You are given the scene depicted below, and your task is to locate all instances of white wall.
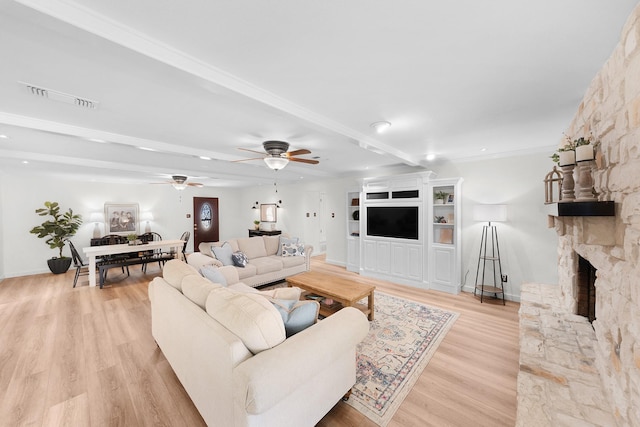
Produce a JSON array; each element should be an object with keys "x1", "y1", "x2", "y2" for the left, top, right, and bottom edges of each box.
[
  {"x1": 1, "y1": 153, "x2": 559, "y2": 299},
  {"x1": 1, "y1": 173, "x2": 242, "y2": 277},
  {"x1": 435, "y1": 151, "x2": 559, "y2": 300}
]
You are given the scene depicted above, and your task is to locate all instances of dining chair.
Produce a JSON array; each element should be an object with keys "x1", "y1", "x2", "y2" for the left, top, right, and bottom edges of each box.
[
  {"x1": 98, "y1": 234, "x2": 130, "y2": 278},
  {"x1": 140, "y1": 231, "x2": 171, "y2": 273},
  {"x1": 179, "y1": 231, "x2": 190, "y2": 261},
  {"x1": 66, "y1": 239, "x2": 92, "y2": 287}
]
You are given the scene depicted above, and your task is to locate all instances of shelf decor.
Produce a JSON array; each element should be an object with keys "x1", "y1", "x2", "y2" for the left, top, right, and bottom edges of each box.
[{"x1": 551, "y1": 135, "x2": 599, "y2": 203}]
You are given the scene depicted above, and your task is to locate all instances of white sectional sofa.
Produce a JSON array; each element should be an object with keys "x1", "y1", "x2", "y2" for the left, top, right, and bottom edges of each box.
[
  {"x1": 149, "y1": 259, "x2": 369, "y2": 427},
  {"x1": 189, "y1": 234, "x2": 313, "y2": 287}
]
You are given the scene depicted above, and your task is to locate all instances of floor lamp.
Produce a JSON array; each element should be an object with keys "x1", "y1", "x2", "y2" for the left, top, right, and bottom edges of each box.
[{"x1": 473, "y1": 204, "x2": 507, "y2": 304}]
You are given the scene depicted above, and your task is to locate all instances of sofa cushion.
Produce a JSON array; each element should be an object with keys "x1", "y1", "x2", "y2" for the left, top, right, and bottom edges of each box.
[
  {"x1": 276, "y1": 236, "x2": 299, "y2": 256},
  {"x1": 237, "y1": 237, "x2": 268, "y2": 259},
  {"x1": 200, "y1": 265, "x2": 228, "y2": 286},
  {"x1": 232, "y1": 251, "x2": 249, "y2": 267},
  {"x1": 212, "y1": 242, "x2": 234, "y2": 266},
  {"x1": 281, "y1": 242, "x2": 305, "y2": 257},
  {"x1": 236, "y1": 263, "x2": 257, "y2": 280},
  {"x1": 162, "y1": 259, "x2": 201, "y2": 291},
  {"x1": 276, "y1": 254, "x2": 306, "y2": 268},
  {"x1": 205, "y1": 288, "x2": 286, "y2": 354},
  {"x1": 270, "y1": 299, "x2": 319, "y2": 337},
  {"x1": 262, "y1": 235, "x2": 280, "y2": 256},
  {"x1": 182, "y1": 275, "x2": 221, "y2": 309},
  {"x1": 249, "y1": 257, "x2": 283, "y2": 275}
]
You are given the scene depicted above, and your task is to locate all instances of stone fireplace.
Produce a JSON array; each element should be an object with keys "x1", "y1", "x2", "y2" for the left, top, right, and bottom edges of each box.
[{"x1": 517, "y1": 4, "x2": 640, "y2": 426}]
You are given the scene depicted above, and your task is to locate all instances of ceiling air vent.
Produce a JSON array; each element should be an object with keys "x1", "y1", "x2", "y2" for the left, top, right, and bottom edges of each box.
[{"x1": 19, "y1": 81, "x2": 99, "y2": 110}]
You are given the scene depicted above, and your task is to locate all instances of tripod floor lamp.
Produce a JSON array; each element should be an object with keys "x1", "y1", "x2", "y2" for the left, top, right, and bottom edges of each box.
[{"x1": 473, "y1": 204, "x2": 507, "y2": 304}]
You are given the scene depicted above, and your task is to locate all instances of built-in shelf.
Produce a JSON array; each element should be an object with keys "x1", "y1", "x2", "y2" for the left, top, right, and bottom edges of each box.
[{"x1": 544, "y1": 201, "x2": 614, "y2": 217}]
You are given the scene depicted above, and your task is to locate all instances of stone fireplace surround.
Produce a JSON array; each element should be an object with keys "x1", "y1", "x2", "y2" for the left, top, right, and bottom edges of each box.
[{"x1": 516, "y1": 5, "x2": 640, "y2": 426}]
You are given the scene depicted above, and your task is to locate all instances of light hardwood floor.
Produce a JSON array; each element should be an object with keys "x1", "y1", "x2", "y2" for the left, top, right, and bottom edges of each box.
[{"x1": 0, "y1": 257, "x2": 519, "y2": 427}]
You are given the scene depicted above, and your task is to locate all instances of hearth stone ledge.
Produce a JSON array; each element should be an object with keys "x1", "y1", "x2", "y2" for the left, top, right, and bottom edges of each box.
[{"x1": 516, "y1": 283, "x2": 616, "y2": 427}]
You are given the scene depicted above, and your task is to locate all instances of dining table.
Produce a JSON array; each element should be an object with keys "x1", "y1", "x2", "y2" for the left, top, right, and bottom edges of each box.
[{"x1": 82, "y1": 239, "x2": 185, "y2": 287}]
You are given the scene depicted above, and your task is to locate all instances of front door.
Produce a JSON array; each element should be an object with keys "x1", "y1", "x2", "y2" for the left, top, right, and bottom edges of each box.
[{"x1": 193, "y1": 197, "x2": 219, "y2": 251}]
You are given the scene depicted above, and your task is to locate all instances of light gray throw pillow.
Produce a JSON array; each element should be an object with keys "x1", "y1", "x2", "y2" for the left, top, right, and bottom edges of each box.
[
  {"x1": 270, "y1": 299, "x2": 319, "y2": 337},
  {"x1": 200, "y1": 265, "x2": 228, "y2": 286},
  {"x1": 212, "y1": 241, "x2": 234, "y2": 266}
]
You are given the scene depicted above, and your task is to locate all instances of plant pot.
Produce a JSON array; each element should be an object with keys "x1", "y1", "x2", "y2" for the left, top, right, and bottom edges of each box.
[
  {"x1": 47, "y1": 257, "x2": 72, "y2": 274},
  {"x1": 435, "y1": 199, "x2": 445, "y2": 204}
]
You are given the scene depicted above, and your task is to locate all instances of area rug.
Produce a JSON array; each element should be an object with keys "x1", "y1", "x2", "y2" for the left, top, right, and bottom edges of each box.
[{"x1": 347, "y1": 292, "x2": 459, "y2": 426}]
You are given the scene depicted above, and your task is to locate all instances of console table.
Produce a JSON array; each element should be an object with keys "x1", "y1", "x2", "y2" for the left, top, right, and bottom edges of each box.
[{"x1": 248, "y1": 229, "x2": 281, "y2": 237}]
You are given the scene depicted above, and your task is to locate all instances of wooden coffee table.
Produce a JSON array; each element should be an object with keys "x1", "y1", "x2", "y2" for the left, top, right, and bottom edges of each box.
[{"x1": 286, "y1": 271, "x2": 376, "y2": 320}]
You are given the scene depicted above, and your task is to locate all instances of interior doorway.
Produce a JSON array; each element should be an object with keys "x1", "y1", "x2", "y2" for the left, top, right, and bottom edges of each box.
[{"x1": 193, "y1": 197, "x2": 219, "y2": 250}]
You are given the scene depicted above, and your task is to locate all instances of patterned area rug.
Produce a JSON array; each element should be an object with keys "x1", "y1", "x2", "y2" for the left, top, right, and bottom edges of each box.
[{"x1": 347, "y1": 292, "x2": 459, "y2": 426}]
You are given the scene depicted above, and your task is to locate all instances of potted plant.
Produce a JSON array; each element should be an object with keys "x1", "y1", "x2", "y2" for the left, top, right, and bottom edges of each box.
[
  {"x1": 551, "y1": 134, "x2": 598, "y2": 165},
  {"x1": 253, "y1": 220, "x2": 260, "y2": 230},
  {"x1": 29, "y1": 201, "x2": 83, "y2": 274},
  {"x1": 434, "y1": 191, "x2": 448, "y2": 204},
  {"x1": 127, "y1": 233, "x2": 139, "y2": 245}
]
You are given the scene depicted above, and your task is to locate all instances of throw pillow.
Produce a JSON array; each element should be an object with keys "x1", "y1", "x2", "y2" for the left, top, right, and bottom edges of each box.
[
  {"x1": 269, "y1": 299, "x2": 319, "y2": 337},
  {"x1": 212, "y1": 241, "x2": 234, "y2": 266},
  {"x1": 281, "y1": 242, "x2": 305, "y2": 257},
  {"x1": 276, "y1": 236, "x2": 299, "y2": 256},
  {"x1": 200, "y1": 265, "x2": 228, "y2": 286},
  {"x1": 231, "y1": 251, "x2": 249, "y2": 268}
]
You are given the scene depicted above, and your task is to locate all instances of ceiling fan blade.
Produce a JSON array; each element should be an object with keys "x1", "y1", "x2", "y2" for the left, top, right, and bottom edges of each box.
[
  {"x1": 232, "y1": 157, "x2": 264, "y2": 163},
  {"x1": 187, "y1": 183, "x2": 204, "y2": 187},
  {"x1": 286, "y1": 149, "x2": 311, "y2": 157},
  {"x1": 238, "y1": 147, "x2": 267, "y2": 155},
  {"x1": 289, "y1": 157, "x2": 319, "y2": 164}
]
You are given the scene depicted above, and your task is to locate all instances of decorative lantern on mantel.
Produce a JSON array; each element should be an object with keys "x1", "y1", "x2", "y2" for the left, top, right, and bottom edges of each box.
[{"x1": 544, "y1": 166, "x2": 563, "y2": 204}]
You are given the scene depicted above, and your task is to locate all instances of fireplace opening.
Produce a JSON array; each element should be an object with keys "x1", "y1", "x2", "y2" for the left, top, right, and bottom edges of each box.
[{"x1": 577, "y1": 255, "x2": 596, "y2": 323}]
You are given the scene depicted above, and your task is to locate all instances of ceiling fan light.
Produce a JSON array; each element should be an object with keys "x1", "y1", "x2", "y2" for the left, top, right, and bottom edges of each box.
[
  {"x1": 172, "y1": 182, "x2": 187, "y2": 190},
  {"x1": 264, "y1": 156, "x2": 289, "y2": 170}
]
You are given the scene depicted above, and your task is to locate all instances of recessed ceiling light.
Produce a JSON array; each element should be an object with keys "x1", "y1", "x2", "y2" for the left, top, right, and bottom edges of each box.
[
  {"x1": 480, "y1": 147, "x2": 487, "y2": 152},
  {"x1": 138, "y1": 146, "x2": 156, "y2": 152},
  {"x1": 22, "y1": 160, "x2": 29, "y2": 164},
  {"x1": 426, "y1": 154, "x2": 436, "y2": 161},
  {"x1": 88, "y1": 138, "x2": 106, "y2": 143},
  {"x1": 370, "y1": 121, "x2": 391, "y2": 133},
  {"x1": 199, "y1": 156, "x2": 212, "y2": 160},
  {"x1": 0, "y1": 134, "x2": 8, "y2": 139}
]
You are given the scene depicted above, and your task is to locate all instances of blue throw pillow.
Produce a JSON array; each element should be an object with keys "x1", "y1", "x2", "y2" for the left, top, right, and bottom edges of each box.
[
  {"x1": 277, "y1": 236, "x2": 299, "y2": 256},
  {"x1": 231, "y1": 251, "x2": 248, "y2": 268},
  {"x1": 270, "y1": 299, "x2": 319, "y2": 337},
  {"x1": 212, "y1": 242, "x2": 234, "y2": 266},
  {"x1": 200, "y1": 265, "x2": 227, "y2": 286},
  {"x1": 281, "y1": 242, "x2": 305, "y2": 257}
]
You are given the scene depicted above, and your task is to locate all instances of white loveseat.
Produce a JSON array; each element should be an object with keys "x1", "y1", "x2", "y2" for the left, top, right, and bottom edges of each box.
[
  {"x1": 190, "y1": 234, "x2": 313, "y2": 287},
  {"x1": 148, "y1": 259, "x2": 370, "y2": 427}
]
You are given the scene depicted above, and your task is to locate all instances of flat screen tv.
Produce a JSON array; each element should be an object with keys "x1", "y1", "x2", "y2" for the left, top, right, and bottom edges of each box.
[{"x1": 366, "y1": 206, "x2": 419, "y2": 240}]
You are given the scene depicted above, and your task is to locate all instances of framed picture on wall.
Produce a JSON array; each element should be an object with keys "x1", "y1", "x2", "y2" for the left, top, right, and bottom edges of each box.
[{"x1": 104, "y1": 203, "x2": 139, "y2": 235}]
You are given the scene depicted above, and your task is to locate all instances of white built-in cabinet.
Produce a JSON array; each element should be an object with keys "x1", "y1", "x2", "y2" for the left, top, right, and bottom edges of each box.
[
  {"x1": 346, "y1": 190, "x2": 361, "y2": 272},
  {"x1": 350, "y1": 172, "x2": 462, "y2": 294},
  {"x1": 428, "y1": 178, "x2": 463, "y2": 293}
]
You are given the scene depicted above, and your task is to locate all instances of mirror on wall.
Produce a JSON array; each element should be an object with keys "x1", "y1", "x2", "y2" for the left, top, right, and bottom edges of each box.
[{"x1": 260, "y1": 204, "x2": 277, "y2": 222}]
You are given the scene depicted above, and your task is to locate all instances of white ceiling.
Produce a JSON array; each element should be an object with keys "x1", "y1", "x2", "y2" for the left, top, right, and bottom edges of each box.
[{"x1": 0, "y1": 0, "x2": 637, "y2": 187}]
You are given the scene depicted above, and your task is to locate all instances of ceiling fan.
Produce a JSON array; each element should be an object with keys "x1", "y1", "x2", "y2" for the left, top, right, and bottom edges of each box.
[
  {"x1": 153, "y1": 175, "x2": 203, "y2": 190},
  {"x1": 236, "y1": 141, "x2": 319, "y2": 170}
]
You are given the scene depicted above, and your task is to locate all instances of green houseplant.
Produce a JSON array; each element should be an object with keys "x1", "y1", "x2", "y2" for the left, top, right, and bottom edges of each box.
[
  {"x1": 253, "y1": 220, "x2": 260, "y2": 230},
  {"x1": 434, "y1": 191, "x2": 448, "y2": 204},
  {"x1": 29, "y1": 201, "x2": 83, "y2": 274}
]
